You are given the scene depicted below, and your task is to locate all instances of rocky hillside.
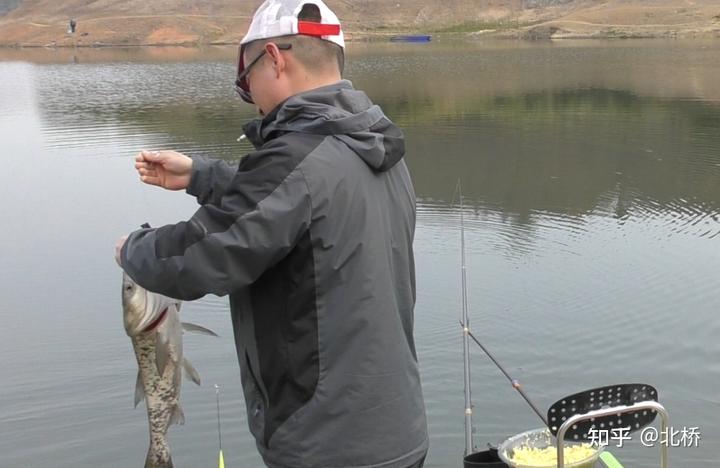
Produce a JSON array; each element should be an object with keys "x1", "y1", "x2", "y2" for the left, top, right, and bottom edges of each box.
[{"x1": 0, "y1": 0, "x2": 718, "y2": 46}]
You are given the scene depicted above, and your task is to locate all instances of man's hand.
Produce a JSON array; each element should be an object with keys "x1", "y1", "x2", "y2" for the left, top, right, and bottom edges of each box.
[
  {"x1": 115, "y1": 235, "x2": 128, "y2": 266},
  {"x1": 135, "y1": 150, "x2": 193, "y2": 190}
]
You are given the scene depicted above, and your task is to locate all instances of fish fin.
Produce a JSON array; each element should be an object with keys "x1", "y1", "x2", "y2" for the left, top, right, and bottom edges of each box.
[
  {"x1": 134, "y1": 370, "x2": 145, "y2": 408},
  {"x1": 155, "y1": 336, "x2": 170, "y2": 375},
  {"x1": 169, "y1": 404, "x2": 185, "y2": 426},
  {"x1": 183, "y1": 358, "x2": 202, "y2": 386},
  {"x1": 181, "y1": 322, "x2": 218, "y2": 337}
]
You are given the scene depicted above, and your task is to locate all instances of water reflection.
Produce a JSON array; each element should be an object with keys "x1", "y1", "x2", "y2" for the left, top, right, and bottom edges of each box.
[
  {"x1": 404, "y1": 88, "x2": 720, "y2": 236},
  {"x1": 25, "y1": 44, "x2": 720, "y2": 246}
]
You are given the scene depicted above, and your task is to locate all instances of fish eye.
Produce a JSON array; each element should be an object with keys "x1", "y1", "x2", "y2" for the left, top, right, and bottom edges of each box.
[{"x1": 124, "y1": 284, "x2": 133, "y2": 291}]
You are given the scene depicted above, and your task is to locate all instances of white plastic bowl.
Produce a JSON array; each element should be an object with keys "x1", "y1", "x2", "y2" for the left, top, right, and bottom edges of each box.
[{"x1": 498, "y1": 427, "x2": 603, "y2": 468}]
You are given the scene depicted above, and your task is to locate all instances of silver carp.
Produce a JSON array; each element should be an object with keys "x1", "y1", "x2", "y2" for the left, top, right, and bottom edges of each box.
[{"x1": 122, "y1": 272, "x2": 216, "y2": 468}]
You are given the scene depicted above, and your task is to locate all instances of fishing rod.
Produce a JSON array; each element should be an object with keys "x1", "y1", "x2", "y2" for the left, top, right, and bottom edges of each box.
[
  {"x1": 455, "y1": 182, "x2": 669, "y2": 468},
  {"x1": 459, "y1": 320, "x2": 548, "y2": 428},
  {"x1": 215, "y1": 384, "x2": 225, "y2": 468},
  {"x1": 458, "y1": 181, "x2": 474, "y2": 456},
  {"x1": 455, "y1": 181, "x2": 547, "y2": 459}
]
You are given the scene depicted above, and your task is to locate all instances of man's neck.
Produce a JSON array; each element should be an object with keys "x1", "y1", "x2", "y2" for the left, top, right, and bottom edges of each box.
[
  {"x1": 259, "y1": 73, "x2": 343, "y2": 117},
  {"x1": 289, "y1": 73, "x2": 342, "y2": 97}
]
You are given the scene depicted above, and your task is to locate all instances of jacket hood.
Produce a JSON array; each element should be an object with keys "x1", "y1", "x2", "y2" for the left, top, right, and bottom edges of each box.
[{"x1": 243, "y1": 80, "x2": 405, "y2": 172}]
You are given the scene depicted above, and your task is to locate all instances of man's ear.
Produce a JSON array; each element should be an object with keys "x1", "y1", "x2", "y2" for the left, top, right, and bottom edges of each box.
[{"x1": 265, "y1": 43, "x2": 287, "y2": 77}]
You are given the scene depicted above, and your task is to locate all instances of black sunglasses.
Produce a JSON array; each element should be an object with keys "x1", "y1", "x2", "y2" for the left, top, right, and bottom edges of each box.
[{"x1": 235, "y1": 43, "x2": 293, "y2": 104}]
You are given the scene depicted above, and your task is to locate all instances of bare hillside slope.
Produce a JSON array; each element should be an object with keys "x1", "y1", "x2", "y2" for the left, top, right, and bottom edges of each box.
[{"x1": 0, "y1": 0, "x2": 718, "y2": 46}]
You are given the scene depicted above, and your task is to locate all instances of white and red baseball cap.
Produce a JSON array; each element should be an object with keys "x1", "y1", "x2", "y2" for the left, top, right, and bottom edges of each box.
[{"x1": 235, "y1": 0, "x2": 345, "y2": 103}]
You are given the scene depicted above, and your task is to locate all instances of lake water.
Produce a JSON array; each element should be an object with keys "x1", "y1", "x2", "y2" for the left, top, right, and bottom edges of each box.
[{"x1": 1, "y1": 39, "x2": 719, "y2": 467}]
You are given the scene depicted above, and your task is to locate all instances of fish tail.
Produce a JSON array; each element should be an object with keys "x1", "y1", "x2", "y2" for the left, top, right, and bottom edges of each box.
[
  {"x1": 144, "y1": 453, "x2": 173, "y2": 468},
  {"x1": 145, "y1": 458, "x2": 173, "y2": 468}
]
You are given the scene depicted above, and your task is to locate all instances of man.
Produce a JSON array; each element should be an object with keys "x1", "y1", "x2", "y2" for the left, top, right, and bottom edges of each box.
[{"x1": 116, "y1": 1, "x2": 428, "y2": 467}]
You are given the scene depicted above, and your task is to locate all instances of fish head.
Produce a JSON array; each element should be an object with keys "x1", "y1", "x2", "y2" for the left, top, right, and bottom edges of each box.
[{"x1": 122, "y1": 272, "x2": 181, "y2": 337}]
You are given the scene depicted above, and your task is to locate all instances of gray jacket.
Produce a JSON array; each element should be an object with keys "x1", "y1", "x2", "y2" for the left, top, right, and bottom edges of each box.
[{"x1": 121, "y1": 80, "x2": 428, "y2": 468}]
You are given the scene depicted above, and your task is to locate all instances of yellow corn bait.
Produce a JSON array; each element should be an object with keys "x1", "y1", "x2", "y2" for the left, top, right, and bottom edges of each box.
[{"x1": 509, "y1": 444, "x2": 596, "y2": 466}]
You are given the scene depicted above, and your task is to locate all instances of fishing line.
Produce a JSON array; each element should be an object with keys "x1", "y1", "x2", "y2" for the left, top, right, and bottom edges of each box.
[{"x1": 136, "y1": 149, "x2": 157, "y2": 226}]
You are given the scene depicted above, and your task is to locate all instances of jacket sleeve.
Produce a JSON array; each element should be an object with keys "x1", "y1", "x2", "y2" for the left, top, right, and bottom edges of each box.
[
  {"x1": 121, "y1": 156, "x2": 311, "y2": 301},
  {"x1": 186, "y1": 155, "x2": 239, "y2": 205}
]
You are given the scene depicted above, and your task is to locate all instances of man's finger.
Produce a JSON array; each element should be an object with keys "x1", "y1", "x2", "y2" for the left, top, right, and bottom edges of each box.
[
  {"x1": 138, "y1": 171, "x2": 160, "y2": 179},
  {"x1": 140, "y1": 175, "x2": 162, "y2": 186},
  {"x1": 138, "y1": 167, "x2": 158, "y2": 177},
  {"x1": 141, "y1": 150, "x2": 162, "y2": 161},
  {"x1": 135, "y1": 161, "x2": 159, "y2": 171},
  {"x1": 135, "y1": 150, "x2": 148, "y2": 162},
  {"x1": 135, "y1": 150, "x2": 159, "y2": 162}
]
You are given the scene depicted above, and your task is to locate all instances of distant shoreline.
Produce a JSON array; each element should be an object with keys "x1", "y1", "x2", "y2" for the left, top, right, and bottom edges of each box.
[
  {"x1": 1, "y1": 29, "x2": 718, "y2": 49},
  {"x1": 1, "y1": 0, "x2": 719, "y2": 48}
]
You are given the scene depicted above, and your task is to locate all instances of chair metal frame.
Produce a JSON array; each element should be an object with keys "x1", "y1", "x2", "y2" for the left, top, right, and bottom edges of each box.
[{"x1": 556, "y1": 401, "x2": 669, "y2": 468}]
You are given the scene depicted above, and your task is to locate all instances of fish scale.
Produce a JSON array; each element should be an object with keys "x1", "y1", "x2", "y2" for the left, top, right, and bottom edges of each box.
[{"x1": 132, "y1": 327, "x2": 180, "y2": 468}]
